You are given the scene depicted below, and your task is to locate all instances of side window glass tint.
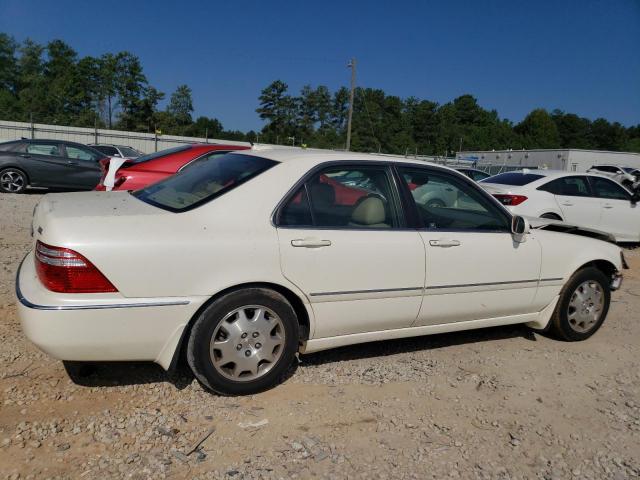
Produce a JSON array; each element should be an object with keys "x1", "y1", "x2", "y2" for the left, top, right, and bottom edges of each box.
[
  {"x1": 279, "y1": 186, "x2": 313, "y2": 227},
  {"x1": 560, "y1": 177, "x2": 590, "y2": 196},
  {"x1": 26, "y1": 143, "x2": 61, "y2": 156},
  {"x1": 66, "y1": 146, "x2": 97, "y2": 161},
  {"x1": 309, "y1": 167, "x2": 398, "y2": 228},
  {"x1": 399, "y1": 168, "x2": 509, "y2": 231},
  {"x1": 592, "y1": 178, "x2": 629, "y2": 200}
]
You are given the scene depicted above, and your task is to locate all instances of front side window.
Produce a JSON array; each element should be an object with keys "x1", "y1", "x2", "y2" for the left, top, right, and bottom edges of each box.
[
  {"x1": 278, "y1": 165, "x2": 401, "y2": 229},
  {"x1": 399, "y1": 167, "x2": 510, "y2": 231},
  {"x1": 26, "y1": 143, "x2": 61, "y2": 157},
  {"x1": 133, "y1": 153, "x2": 277, "y2": 212},
  {"x1": 66, "y1": 146, "x2": 99, "y2": 161},
  {"x1": 539, "y1": 177, "x2": 590, "y2": 196},
  {"x1": 590, "y1": 177, "x2": 630, "y2": 200}
]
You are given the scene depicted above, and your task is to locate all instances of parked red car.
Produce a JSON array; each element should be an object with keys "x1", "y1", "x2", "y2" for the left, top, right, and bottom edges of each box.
[{"x1": 95, "y1": 144, "x2": 249, "y2": 191}]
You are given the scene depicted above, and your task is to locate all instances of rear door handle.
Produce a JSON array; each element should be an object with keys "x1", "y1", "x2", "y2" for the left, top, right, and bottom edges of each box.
[
  {"x1": 561, "y1": 202, "x2": 574, "y2": 206},
  {"x1": 291, "y1": 238, "x2": 332, "y2": 248},
  {"x1": 66, "y1": 160, "x2": 78, "y2": 166},
  {"x1": 429, "y1": 239, "x2": 461, "y2": 247},
  {"x1": 19, "y1": 154, "x2": 31, "y2": 158},
  {"x1": 603, "y1": 204, "x2": 614, "y2": 209}
]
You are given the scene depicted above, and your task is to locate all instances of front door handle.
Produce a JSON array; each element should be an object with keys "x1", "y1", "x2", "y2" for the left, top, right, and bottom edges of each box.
[
  {"x1": 291, "y1": 238, "x2": 332, "y2": 248},
  {"x1": 19, "y1": 154, "x2": 31, "y2": 158},
  {"x1": 561, "y1": 202, "x2": 574, "y2": 206},
  {"x1": 603, "y1": 204, "x2": 614, "y2": 209},
  {"x1": 66, "y1": 160, "x2": 78, "y2": 166},
  {"x1": 429, "y1": 239, "x2": 461, "y2": 247}
]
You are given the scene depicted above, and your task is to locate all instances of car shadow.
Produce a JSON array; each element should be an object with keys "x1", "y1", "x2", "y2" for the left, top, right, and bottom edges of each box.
[
  {"x1": 299, "y1": 323, "x2": 537, "y2": 367},
  {"x1": 63, "y1": 324, "x2": 537, "y2": 392}
]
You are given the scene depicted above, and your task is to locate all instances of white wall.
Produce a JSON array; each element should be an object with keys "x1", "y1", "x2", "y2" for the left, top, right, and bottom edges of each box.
[
  {"x1": 0, "y1": 119, "x2": 251, "y2": 154},
  {"x1": 458, "y1": 149, "x2": 640, "y2": 172}
]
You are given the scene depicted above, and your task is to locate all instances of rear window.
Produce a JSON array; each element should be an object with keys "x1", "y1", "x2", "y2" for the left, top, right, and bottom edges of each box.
[
  {"x1": 133, "y1": 153, "x2": 277, "y2": 212},
  {"x1": 481, "y1": 172, "x2": 544, "y2": 186},
  {"x1": 118, "y1": 146, "x2": 142, "y2": 157},
  {"x1": 129, "y1": 145, "x2": 191, "y2": 164}
]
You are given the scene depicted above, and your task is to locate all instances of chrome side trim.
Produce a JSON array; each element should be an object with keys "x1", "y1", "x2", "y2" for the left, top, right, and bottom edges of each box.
[
  {"x1": 310, "y1": 287, "x2": 423, "y2": 297},
  {"x1": 15, "y1": 255, "x2": 190, "y2": 311}
]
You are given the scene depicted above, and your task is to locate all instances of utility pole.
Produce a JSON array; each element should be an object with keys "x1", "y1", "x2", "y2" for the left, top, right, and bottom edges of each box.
[{"x1": 346, "y1": 58, "x2": 356, "y2": 151}]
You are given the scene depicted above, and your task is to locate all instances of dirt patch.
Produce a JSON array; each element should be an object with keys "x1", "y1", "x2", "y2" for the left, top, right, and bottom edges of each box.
[{"x1": 1, "y1": 193, "x2": 639, "y2": 479}]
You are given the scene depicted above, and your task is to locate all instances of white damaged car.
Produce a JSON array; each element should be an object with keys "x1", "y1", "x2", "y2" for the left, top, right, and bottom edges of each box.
[{"x1": 17, "y1": 148, "x2": 626, "y2": 394}]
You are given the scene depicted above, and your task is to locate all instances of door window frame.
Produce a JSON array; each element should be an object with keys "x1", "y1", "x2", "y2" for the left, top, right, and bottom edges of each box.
[
  {"x1": 393, "y1": 164, "x2": 513, "y2": 233},
  {"x1": 273, "y1": 160, "x2": 410, "y2": 231}
]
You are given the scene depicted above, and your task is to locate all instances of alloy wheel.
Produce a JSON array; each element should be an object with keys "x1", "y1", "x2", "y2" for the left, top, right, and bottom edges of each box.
[{"x1": 0, "y1": 170, "x2": 26, "y2": 192}]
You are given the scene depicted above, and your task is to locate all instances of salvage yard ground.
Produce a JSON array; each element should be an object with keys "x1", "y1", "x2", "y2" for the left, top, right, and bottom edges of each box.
[{"x1": 1, "y1": 193, "x2": 639, "y2": 479}]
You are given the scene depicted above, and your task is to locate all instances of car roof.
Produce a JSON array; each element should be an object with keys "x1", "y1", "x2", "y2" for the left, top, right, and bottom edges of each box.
[
  {"x1": 235, "y1": 146, "x2": 457, "y2": 170},
  {"x1": 485, "y1": 169, "x2": 619, "y2": 184}
]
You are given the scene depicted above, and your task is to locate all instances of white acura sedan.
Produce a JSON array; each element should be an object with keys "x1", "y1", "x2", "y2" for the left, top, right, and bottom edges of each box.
[
  {"x1": 17, "y1": 149, "x2": 626, "y2": 394},
  {"x1": 480, "y1": 170, "x2": 640, "y2": 242}
]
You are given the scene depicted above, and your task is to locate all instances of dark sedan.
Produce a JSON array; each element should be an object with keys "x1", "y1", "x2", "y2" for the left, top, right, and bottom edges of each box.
[{"x1": 0, "y1": 139, "x2": 106, "y2": 193}]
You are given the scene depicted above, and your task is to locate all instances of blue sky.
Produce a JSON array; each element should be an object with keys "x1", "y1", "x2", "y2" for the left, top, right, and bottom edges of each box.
[{"x1": 1, "y1": 0, "x2": 638, "y2": 131}]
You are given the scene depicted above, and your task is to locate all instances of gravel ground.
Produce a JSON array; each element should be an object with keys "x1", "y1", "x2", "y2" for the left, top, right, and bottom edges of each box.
[{"x1": 1, "y1": 193, "x2": 639, "y2": 480}]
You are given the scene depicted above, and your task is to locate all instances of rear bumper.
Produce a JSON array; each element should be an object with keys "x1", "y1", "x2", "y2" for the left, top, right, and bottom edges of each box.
[{"x1": 16, "y1": 252, "x2": 207, "y2": 369}]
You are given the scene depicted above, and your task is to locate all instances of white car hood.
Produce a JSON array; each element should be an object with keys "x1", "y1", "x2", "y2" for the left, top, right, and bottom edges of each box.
[{"x1": 525, "y1": 215, "x2": 617, "y2": 244}]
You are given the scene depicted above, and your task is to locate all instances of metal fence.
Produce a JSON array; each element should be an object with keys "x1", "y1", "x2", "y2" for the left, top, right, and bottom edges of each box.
[{"x1": 0, "y1": 119, "x2": 251, "y2": 154}]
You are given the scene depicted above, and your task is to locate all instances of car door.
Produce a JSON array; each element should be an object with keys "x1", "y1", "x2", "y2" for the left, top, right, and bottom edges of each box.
[
  {"x1": 589, "y1": 176, "x2": 640, "y2": 241},
  {"x1": 396, "y1": 166, "x2": 542, "y2": 326},
  {"x1": 61, "y1": 144, "x2": 103, "y2": 190},
  {"x1": 276, "y1": 163, "x2": 426, "y2": 339},
  {"x1": 540, "y1": 176, "x2": 602, "y2": 229},
  {"x1": 22, "y1": 141, "x2": 74, "y2": 188}
]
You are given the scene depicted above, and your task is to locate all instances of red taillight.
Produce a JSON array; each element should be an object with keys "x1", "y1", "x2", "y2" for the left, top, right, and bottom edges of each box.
[
  {"x1": 34, "y1": 241, "x2": 117, "y2": 293},
  {"x1": 493, "y1": 194, "x2": 528, "y2": 206}
]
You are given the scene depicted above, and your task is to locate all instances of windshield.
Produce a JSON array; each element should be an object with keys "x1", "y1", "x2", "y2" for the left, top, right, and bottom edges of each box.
[
  {"x1": 133, "y1": 153, "x2": 277, "y2": 212},
  {"x1": 118, "y1": 146, "x2": 142, "y2": 157},
  {"x1": 481, "y1": 172, "x2": 544, "y2": 186},
  {"x1": 129, "y1": 145, "x2": 191, "y2": 164}
]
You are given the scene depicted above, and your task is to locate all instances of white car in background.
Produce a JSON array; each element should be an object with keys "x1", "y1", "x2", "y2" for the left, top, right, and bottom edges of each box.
[
  {"x1": 587, "y1": 165, "x2": 636, "y2": 188},
  {"x1": 17, "y1": 149, "x2": 625, "y2": 395},
  {"x1": 480, "y1": 170, "x2": 640, "y2": 242}
]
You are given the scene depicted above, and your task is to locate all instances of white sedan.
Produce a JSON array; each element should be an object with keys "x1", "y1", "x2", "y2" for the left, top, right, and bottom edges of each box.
[
  {"x1": 17, "y1": 149, "x2": 625, "y2": 394},
  {"x1": 480, "y1": 170, "x2": 640, "y2": 242}
]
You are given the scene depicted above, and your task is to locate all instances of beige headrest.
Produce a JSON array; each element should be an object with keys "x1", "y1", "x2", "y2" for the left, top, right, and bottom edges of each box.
[{"x1": 351, "y1": 196, "x2": 386, "y2": 225}]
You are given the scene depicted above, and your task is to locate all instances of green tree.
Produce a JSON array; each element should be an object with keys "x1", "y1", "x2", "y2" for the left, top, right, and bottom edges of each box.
[
  {"x1": 514, "y1": 109, "x2": 561, "y2": 148},
  {"x1": 167, "y1": 84, "x2": 194, "y2": 126}
]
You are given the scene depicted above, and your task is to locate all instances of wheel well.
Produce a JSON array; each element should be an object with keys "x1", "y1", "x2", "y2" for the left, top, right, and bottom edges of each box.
[
  {"x1": 540, "y1": 212, "x2": 562, "y2": 220},
  {"x1": 169, "y1": 282, "x2": 311, "y2": 371},
  {"x1": 577, "y1": 260, "x2": 617, "y2": 278}
]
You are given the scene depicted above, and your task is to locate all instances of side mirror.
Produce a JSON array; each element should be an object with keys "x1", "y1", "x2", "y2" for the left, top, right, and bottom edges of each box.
[{"x1": 511, "y1": 215, "x2": 530, "y2": 241}]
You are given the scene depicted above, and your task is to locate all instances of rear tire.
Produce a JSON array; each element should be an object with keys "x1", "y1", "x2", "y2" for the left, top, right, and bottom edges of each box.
[
  {"x1": 548, "y1": 267, "x2": 610, "y2": 341},
  {"x1": 187, "y1": 288, "x2": 299, "y2": 395},
  {"x1": 0, "y1": 168, "x2": 27, "y2": 193}
]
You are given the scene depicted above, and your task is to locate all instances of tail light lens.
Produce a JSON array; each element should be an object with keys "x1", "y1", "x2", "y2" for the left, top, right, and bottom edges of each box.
[
  {"x1": 493, "y1": 194, "x2": 528, "y2": 206},
  {"x1": 35, "y1": 241, "x2": 117, "y2": 293}
]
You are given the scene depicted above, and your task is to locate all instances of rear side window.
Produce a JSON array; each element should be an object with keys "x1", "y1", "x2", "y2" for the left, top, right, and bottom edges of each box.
[
  {"x1": 129, "y1": 145, "x2": 191, "y2": 164},
  {"x1": 133, "y1": 153, "x2": 277, "y2": 212},
  {"x1": 481, "y1": 172, "x2": 544, "y2": 186},
  {"x1": 94, "y1": 145, "x2": 118, "y2": 156},
  {"x1": 277, "y1": 165, "x2": 401, "y2": 229},
  {"x1": 538, "y1": 177, "x2": 590, "y2": 196},
  {"x1": 26, "y1": 143, "x2": 61, "y2": 156}
]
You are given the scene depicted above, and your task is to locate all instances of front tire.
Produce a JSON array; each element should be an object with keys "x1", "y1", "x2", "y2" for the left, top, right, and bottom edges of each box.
[
  {"x1": 548, "y1": 267, "x2": 610, "y2": 341},
  {"x1": 0, "y1": 168, "x2": 27, "y2": 193},
  {"x1": 187, "y1": 288, "x2": 299, "y2": 395}
]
